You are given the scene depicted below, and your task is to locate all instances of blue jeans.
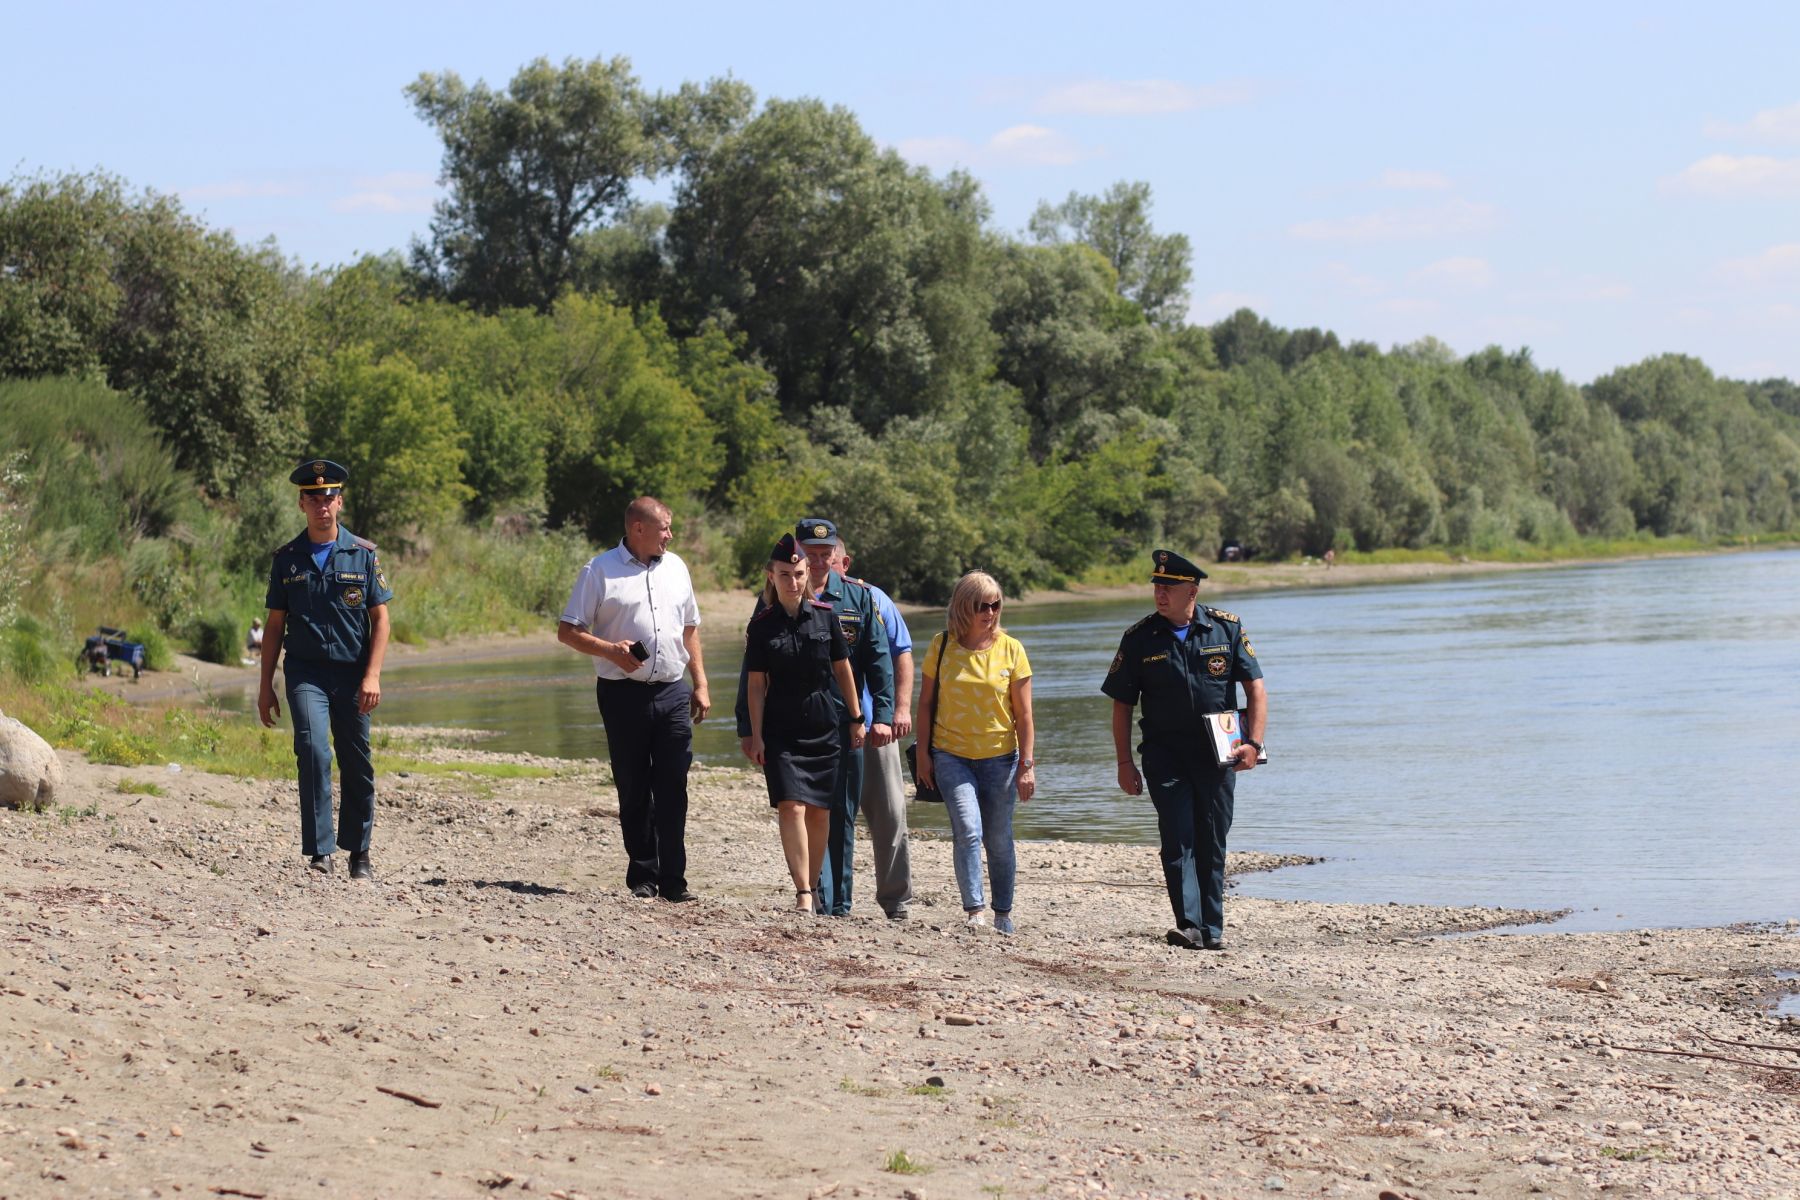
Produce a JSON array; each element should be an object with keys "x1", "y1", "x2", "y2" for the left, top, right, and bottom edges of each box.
[
  {"x1": 931, "y1": 749, "x2": 1017, "y2": 913},
  {"x1": 285, "y1": 659, "x2": 374, "y2": 857}
]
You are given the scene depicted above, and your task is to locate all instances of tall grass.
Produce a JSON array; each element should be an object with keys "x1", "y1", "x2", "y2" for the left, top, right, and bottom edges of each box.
[
  {"x1": 387, "y1": 523, "x2": 594, "y2": 643},
  {"x1": 0, "y1": 679, "x2": 290, "y2": 778}
]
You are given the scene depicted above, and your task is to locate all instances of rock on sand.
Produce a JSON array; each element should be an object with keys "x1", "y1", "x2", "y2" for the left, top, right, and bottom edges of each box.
[{"x1": 0, "y1": 711, "x2": 61, "y2": 810}]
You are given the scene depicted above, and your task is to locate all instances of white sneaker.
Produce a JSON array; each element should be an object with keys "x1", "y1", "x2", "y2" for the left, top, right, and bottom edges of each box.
[{"x1": 965, "y1": 910, "x2": 989, "y2": 929}]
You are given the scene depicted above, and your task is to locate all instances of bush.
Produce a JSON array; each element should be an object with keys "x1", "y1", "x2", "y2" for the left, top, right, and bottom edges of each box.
[
  {"x1": 128, "y1": 627, "x2": 174, "y2": 672},
  {"x1": 2, "y1": 616, "x2": 64, "y2": 683},
  {"x1": 192, "y1": 610, "x2": 246, "y2": 665}
]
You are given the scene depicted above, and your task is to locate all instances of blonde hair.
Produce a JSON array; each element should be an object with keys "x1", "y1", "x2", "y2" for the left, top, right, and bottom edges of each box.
[{"x1": 946, "y1": 571, "x2": 1004, "y2": 642}]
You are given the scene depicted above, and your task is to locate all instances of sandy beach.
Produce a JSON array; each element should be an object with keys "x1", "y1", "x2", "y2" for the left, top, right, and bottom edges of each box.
[{"x1": 3, "y1": 741, "x2": 1797, "y2": 1199}]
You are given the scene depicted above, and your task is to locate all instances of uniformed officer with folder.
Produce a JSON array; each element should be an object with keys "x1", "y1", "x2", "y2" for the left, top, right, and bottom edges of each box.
[{"x1": 1102, "y1": 550, "x2": 1266, "y2": 950}]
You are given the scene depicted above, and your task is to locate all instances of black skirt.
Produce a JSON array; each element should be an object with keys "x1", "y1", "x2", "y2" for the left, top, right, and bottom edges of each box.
[{"x1": 764, "y1": 719, "x2": 845, "y2": 809}]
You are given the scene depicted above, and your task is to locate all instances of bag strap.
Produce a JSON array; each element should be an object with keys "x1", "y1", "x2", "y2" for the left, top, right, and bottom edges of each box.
[{"x1": 924, "y1": 631, "x2": 948, "y2": 742}]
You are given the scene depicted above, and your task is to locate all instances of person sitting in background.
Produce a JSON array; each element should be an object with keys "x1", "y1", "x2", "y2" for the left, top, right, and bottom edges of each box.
[
  {"x1": 914, "y1": 571, "x2": 1035, "y2": 935},
  {"x1": 740, "y1": 534, "x2": 866, "y2": 911}
]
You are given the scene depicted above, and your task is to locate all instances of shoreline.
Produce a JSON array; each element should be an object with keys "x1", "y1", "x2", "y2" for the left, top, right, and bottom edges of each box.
[
  {"x1": 86, "y1": 542, "x2": 1793, "y2": 703},
  {"x1": 3, "y1": 751, "x2": 1797, "y2": 1197}
]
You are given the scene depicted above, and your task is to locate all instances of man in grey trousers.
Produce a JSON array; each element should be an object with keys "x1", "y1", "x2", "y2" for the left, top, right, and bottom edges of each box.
[{"x1": 838, "y1": 541, "x2": 914, "y2": 920}]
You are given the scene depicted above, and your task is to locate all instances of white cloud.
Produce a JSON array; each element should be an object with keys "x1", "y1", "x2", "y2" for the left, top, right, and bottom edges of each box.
[
  {"x1": 1666, "y1": 154, "x2": 1800, "y2": 198},
  {"x1": 180, "y1": 180, "x2": 300, "y2": 201},
  {"x1": 1288, "y1": 199, "x2": 1499, "y2": 242},
  {"x1": 1412, "y1": 256, "x2": 1493, "y2": 289},
  {"x1": 987, "y1": 124, "x2": 1085, "y2": 165},
  {"x1": 354, "y1": 171, "x2": 435, "y2": 192},
  {"x1": 1035, "y1": 78, "x2": 1251, "y2": 116},
  {"x1": 331, "y1": 172, "x2": 438, "y2": 214},
  {"x1": 1719, "y1": 242, "x2": 1800, "y2": 283},
  {"x1": 896, "y1": 125, "x2": 1095, "y2": 169},
  {"x1": 1704, "y1": 101, "x2": 1800, "y2": 144},
  {"x1": 1190, "y1": 290, "x2": 1265, "y2": 321},
  {"x1": 1377, "y1": 297, "x2": 1439, "y2": 317},
  {"x1": 1377, "y1": 168, "x2": 1452, "y2": 191},
  {"x1": 1321, "y1": 261, "x2": 1386, "y2": 297},
  {"x1": 1472, "y1": 313, "x2": 1557, "y2": 342}
]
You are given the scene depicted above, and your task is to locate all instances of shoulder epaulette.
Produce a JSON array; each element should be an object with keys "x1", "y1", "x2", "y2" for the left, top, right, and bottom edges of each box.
[
  {"x1": 809, "y1": 598, "x2": 834, "y2": 610},
  {"x1": 351, "y1": 534, "x2": 378, "y2": 552},
  {"x1": 1124, "y1": 614, "x2": 1156, "y2": 636},
  {"x1": 846, "y1": 575, "x2": 868, "y2": 587},
  {"x1": 1204, "y1": 606, "x2": 1239, "y2": 624},
  {"x1": 749, "y1": 601, "x2": 779, "y2": 622}
]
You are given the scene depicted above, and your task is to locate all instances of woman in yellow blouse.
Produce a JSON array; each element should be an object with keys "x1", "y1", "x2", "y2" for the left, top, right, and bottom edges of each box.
[{"x1": 915, "y1": 571, "x2": 1035, "y2": 933}]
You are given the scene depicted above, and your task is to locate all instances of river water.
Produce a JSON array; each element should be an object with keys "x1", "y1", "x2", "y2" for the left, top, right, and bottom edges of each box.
[{"x1": 232, "y1": 551, "x2": 1800, "y2": 931}]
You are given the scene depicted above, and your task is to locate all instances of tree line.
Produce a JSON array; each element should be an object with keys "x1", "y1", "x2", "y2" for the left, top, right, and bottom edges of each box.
[{"x1": 3, "y1": 53, "x2": 1798, "y2": 634}]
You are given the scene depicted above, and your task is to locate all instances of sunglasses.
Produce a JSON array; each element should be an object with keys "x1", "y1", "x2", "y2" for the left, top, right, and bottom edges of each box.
[{"x1": 975, "y1": 600, "x2": 1003, "y2": 613}]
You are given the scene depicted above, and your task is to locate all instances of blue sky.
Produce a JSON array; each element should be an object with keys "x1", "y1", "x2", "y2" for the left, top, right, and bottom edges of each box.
[{"x1": 8, "y1": 1, "x2": 1799, "y2": 382}]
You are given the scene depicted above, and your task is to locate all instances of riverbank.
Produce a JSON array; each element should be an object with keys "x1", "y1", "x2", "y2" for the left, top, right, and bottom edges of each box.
[
  {"x1": 3, "y1": 748, "x2": 1797, "y2": 1198},
  {"x1": 86, "y1": 543, "x2": 1792, "y2": 705}
]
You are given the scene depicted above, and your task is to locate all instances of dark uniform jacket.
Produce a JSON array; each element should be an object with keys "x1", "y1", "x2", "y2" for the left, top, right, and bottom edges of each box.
[
  {"x1": 1101, "y1": 607, "x2": 1261, "y2": 754},
  {"x1": 736, "y1": 571, "x2": 893, "y2": 736},
  {"x1": 264, "y1": 526, "x2": 392, "y2": 665},
  {"x1": 741, "y1": 599, "x2": 851, "y2": 737}
]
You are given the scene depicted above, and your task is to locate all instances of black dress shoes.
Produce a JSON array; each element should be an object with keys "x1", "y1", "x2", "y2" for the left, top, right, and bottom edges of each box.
[
  {"x1": 348, "y1": 852, "x2": 374, "y2": 881},
  {"x1": 630, "y1": 883, "x2": 657, "y2": 899},
  {"x1": 662, "y1": 890, "x2": 699, "y2": 903},
  {"x1": 1201, "y1": 932, "x2": 1225, "y2": 951},
  {"x1": 1165, "y1": 927, "x2": 1202, "y2": 949},
  {"x1": 309, "y1": 854, "x2": 333, "y2": 874}
]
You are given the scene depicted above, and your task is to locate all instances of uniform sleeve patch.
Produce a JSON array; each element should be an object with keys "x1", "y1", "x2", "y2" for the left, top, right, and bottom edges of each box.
[
  {"x1": 1244, "y1": 640, "x2": 1256, "y2": 658},
  {"x1": 1107, "y1": 649, "x2": 1124, "y2": 675},
  {"x1": 1205, "y1": 607, "x2": 1239, "y2": 623}
]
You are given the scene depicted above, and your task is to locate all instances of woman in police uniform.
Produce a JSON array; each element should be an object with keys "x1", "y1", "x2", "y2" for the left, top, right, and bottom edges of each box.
[
  {"x1": 740, "y1": 534, "x2": 866, "y2": 911},
  {"x1": 256, "y1": 459, "x2": 392, "y2": 881}
]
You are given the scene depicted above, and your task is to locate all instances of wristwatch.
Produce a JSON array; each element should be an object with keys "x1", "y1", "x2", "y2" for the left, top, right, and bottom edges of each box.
[
  {"x1": 1244, "y1": 739, "x2": 1263, "y2": 752},
  {"x1": 1018, "y1": 759, "x2": 1035, "y2": 771}
]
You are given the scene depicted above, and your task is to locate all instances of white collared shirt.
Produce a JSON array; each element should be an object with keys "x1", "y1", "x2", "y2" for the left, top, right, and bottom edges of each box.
[{"x1": 560, "y1": 542, "x2": 701, "y2": 682}]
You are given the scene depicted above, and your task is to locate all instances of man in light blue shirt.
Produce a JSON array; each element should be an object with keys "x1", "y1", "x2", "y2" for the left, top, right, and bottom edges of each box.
[{"x1": 839, "y1": 541, "x2": 914, "y2": 919}]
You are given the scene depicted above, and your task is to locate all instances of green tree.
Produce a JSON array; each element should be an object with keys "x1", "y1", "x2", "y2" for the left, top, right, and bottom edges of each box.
[
  {"x1": 1029, "y1": 181, "x2": 1192, "y2": 328},
  {"x1": 407, "y1": 56, "x2": 752, "y2": 313},
  {"x1": 665, "y1": 98, "x2": 993, "y2": 427},
  {"x1": 539, "y1": 294, "x2": 722, "y2": 541},
  {"x1": 988, "y1": 241, "x2": 1170, "y2": 458},
  {"x1": 0, "y1": 172, "x2": 310, "y2": 497},
  {"x1": 306, "y1": 348, "x2": 472, "y2": 545}
]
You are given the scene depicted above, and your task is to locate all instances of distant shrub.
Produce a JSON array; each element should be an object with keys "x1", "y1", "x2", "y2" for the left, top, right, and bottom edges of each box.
[
  {"x1": 191, "y1": 610, "x2": 246, "y2": 665},
  {"x1": 1, "y1": 616, "x2": 63, "y2": 683},
  {"x1": 128, "y1": 627, "x2": 173, "y2": 672}
]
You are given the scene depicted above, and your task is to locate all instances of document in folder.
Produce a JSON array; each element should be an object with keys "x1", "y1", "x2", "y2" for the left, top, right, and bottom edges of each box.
[{"x1": 1203, "y1": 710, "x2": 1268, "y2": 767}]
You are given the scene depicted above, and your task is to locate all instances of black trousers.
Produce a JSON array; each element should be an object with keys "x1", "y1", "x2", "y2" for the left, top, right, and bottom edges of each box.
[
  {"x1": 595, "y1": 678, "x2": 692, "y2": 896},
  {"x1": 1141, "y1": 743, "x2": 1237, "y2": 940}
]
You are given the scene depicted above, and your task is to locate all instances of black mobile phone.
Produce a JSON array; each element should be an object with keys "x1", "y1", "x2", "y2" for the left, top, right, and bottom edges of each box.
[{"x1": 628, "y1": 640, "x2": 649, "y2": 661}]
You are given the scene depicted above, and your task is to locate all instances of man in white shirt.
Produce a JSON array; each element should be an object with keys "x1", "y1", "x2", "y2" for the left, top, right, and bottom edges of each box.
[{"x1": 557, "y1": 496, "x2": 711, "y2": 902}]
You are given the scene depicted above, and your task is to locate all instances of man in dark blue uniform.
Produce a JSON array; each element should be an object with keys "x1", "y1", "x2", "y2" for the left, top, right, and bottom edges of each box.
[
  {"x1": 1102, "y1": 550, "x2": 1266, "y2": 950},
  {"x1": 257, "y1": 459, "x2": 392, "y2": 881},
  {"x1": 736, "y1": 518, "x2": 893, "y2": 915}
]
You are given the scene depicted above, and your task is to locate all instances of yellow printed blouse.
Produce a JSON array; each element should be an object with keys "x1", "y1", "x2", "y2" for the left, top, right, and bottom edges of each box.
[{"x1": 921, "y1": 632, "x2": 1032, "y2": 760}]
